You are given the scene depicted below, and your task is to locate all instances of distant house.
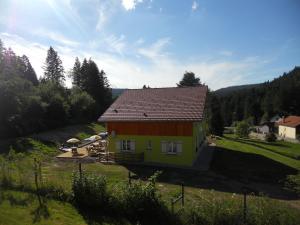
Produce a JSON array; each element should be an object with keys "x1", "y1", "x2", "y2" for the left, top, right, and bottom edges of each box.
[
  {"x1": 277, "y1": 116, "x2": 300, "y2": 140},
  {"x1": 257, "y1": 123, "x2": 270, "y2": 134},
  {"x1": 98, "y1": 86, "x2": 208, "y2": 167},
  {"x1": 257, "y1": 115, "x2": 282, "y2": 134}
]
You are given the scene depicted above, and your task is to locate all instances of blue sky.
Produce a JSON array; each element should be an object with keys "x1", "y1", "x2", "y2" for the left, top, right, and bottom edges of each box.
[{"x1": 0, "y1": 0, "x2": 299, "y2": 90}]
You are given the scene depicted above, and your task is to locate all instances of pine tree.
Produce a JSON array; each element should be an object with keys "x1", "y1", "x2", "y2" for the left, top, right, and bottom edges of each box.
[
  {"x1": 19, "y1": 55, "x2": 38, "y2": 85},
  {"x1": 71, "y1": 57, "x2": 82, "y2": 88},
  {"x1": 43, "y1": 46, "x2": 65, "y2": 84},
  {"x1": 177, "y1": 71, "x2": 201, "y2": 87},
  {"x1": 207, "y1": 93, "x2": 224, "y2": 136}
]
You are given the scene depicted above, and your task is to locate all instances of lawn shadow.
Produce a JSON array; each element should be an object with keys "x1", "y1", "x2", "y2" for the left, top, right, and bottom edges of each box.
[
  {"x1": 123, "y1": 147, "x2": 298, "y2": 200},
  {"x1": 0, "y1": 138, "x2": 35, "y2": 154},
  {"x1": 0, "y1": 191, "x2": 34, "y2": 206},
  {"x1": 31, "y1": 123, "x2": 102, "y2": 145},
  {"x1": 75, "y1": 207, "x2": 132, "y2": 225},
  {"x1": 31, "y1": 193, "x2": 50, "y2": 223}
]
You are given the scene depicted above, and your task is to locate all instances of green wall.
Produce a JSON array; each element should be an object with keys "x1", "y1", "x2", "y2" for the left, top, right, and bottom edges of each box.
[{"x1": 107, "y1": 121, "x2": 205, "y2": 166}]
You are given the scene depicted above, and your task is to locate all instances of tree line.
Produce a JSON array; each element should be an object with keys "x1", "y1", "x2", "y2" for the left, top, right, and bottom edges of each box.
[
  {"x1": 218, "y1": 67, "x2": 300, "y2": 127},
  {"x1": 177, "y1": 68, "x2": 300, "y2": 136},
  {"x1": 0, "y1": 39, "x2": 112, "y2": 139}
]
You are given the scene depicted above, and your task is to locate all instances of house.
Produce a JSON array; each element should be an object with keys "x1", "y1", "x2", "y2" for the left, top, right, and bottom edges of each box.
[
  {"x1": 257, "y1": 115, "x2": 282, "y2": 134},
  {"x1": 277, "y1": 116, "x2": 300, "y2": 140},
  {"x1": 98, "y1": 86, "x2": 208, "y2": 167}
]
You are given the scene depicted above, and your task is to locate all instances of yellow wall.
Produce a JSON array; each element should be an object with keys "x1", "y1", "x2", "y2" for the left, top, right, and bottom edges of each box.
[
  {"x1": 279, "y1": 125, "x2": 296, "y2": 139},
  {"x1": 107, "y1": 121, "x2": 205, "y2": 166}
]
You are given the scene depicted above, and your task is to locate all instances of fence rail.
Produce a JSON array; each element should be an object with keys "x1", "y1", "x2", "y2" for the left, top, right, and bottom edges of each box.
[{"x1": 103, "y1": 152, "x2": 144, "y2": 163}]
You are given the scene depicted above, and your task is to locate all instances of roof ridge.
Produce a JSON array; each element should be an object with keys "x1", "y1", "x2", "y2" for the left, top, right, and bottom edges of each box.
[{"x1": 123, "y1": 85, "x2": 207, "y2": 91}]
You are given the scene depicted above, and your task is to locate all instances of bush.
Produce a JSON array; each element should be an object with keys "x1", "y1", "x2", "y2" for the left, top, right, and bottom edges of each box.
[
  {"x1": 115, "y1": 171, "x2": 174, "y2": 225},
  {"x1": 235, "y1": 121, "x2": 250, "y2": 138},
  {"x1": 265, "y1": 132, "x2": 277, "y2": 142},
  {"x1": 72, "y1": 172, "x2": 109, "y2": 209},
  {"x1": 181, "y1": 191, "x2": 300, "y2": 225},
  {"x1": 285, "y1": 172, "x2": 300, "y2": 197}
]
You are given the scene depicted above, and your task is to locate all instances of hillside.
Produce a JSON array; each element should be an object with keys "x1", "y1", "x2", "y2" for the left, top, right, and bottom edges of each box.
[
  {"x1": 214, "y1": 83, "x2": 261, "y2": 96},
  {"x1": 217, "y1": 66, "x2": 300, "y2": 126}
]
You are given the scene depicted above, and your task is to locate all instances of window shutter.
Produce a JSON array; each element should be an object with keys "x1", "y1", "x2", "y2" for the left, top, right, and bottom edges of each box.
[
  {"x1": 161, "y1": 141, "x2": 167, "y2": 153},
  {"x1": 130, "y1": 140, "x2": 135, "y2": 152},
  {"x1": 116, "y1": 140, "x2": 121, "y2": 151},
  {"x1": 177, "y1": 142, "x2": 182, "y2": 154}
]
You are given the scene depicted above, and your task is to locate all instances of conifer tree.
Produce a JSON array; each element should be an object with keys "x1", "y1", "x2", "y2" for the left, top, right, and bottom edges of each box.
[
  {"x1": 43, "y1": 46, "x2": 65, "y2": 84},
  {"x1": 19, "y1": 55, "x2": 39, "y2": 85},
  {"x1": 71, "y1": 57, "x2": 82, "y2": 88}
]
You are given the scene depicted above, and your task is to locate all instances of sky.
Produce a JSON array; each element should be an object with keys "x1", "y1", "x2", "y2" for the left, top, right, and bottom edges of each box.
[{"x1": 0, "y1": 0, "x2": 299, "y2": 90}]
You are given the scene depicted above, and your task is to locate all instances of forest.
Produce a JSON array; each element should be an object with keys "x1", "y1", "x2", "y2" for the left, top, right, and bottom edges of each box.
[
  {"x1": 1, "y1": 36, "x2": 299, "y2": 139},
  {"x1": 0, "y1": 39, "x2": 112, "y2": 139},
  {"x1": 216, "y1": 67, "x2": 300, "y2": 127}
]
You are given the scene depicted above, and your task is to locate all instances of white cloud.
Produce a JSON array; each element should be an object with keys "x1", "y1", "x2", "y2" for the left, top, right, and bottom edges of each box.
[
  {"x1": 138, "y1": 37, "x2": 171, "y2": 61},
  {"x1": 96, "y1": 6, "x2": 108, "y2": 31},
  {"x1": 0, "y1": 32, "x2": 271, "y2": 90},
  {"x1": 104, "y1": 34, "x2": 126, "y2": 55},
  {"x1": 122, "y1": 0, "x2": 143, "y2": 11},
  {"x1": 192, "y1": 1, "x2": 198, "y2": 11},
  {"x1": 96, "y1": 0, "x2": 119, "y2": 31},
  {"x1": 34, "y1": 29, "x2": 79, "y2": 47}
]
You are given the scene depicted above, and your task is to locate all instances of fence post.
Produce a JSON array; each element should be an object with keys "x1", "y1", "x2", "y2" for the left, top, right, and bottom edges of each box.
[
  {"x1": 78, "y1": 162, "x2": 82, "y2": 180},
  {"x1": 33, "y1": 158, "x2": 42, "y2": 206},
  {"x1": 38, "y1": 161, "x2": 42, "y2": 185},
  {"x1": 243, "y1": 191, "x2": 247, "y2": 225},
  {"x1": 171, "y1": 200, "x2": 174, "y2": 214},
  {"x1": 128, "y1": 171, "x2": 131, "y2": 185},
  {"x1": 181, "y1": 182, "x2": 184, "y2": 207}
]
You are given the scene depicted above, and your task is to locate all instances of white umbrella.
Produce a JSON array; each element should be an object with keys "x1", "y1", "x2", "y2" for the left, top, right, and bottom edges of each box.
[
  {"x1": 90, "y1": 135, "x2": 101, "y2": 140},
  {"x1": 66, "y1": 138, "x2": 80, "y2": 144}
]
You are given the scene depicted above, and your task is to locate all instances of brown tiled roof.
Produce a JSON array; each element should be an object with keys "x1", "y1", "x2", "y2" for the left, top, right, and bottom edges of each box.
[
  {"x1": 98, "y1": 86, "x2": 207, "y2": 122},
  {"x1": 277, "y1": 116, "x2": 300, "y2": 128}
]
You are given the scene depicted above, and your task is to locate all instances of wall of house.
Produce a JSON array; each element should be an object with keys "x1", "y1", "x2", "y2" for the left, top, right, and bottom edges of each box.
[
  {"x1": 106, "y1": 121, "x2": 205, "y2": 166},
  {"x1": 108, "y1": 135, "x2": 195, "y2": 166},
  {"x1": 279, "y1": 125, "x2": 296, "y2": 139}
]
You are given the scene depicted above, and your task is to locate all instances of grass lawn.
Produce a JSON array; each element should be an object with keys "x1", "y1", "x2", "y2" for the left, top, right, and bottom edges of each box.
[
  {"x1": 0, "y1": 190, "x2": 86, "y2": 225},
  {"x1": 212, "y1": 134, "x2": 300, "y2": 183},
  {"x1": 1, "y1": 124, "x2": 300, "y2": 224}
]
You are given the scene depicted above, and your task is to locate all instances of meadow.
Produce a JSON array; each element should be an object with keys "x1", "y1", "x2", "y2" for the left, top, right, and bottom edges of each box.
[{"x1": 0, "y1": 124, "x2": 299, "y2": 225}]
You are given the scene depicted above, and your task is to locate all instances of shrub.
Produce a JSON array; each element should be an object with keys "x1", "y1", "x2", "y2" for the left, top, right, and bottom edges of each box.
[
  {"x1": 116, "y1": 171, "x2": 173, "y2": 225},
  {"x1": 285, "y1": 172, "x2": 300, "y2": 197},
  {"x1": 182, "y1": 192, "x2": 242, "y2": 225},
  {"x1": 235, "y1": 121, "x2": 250, "y2": 138},
  {"x1": 265, "y1": 132, "x2": 277, "y2": 142},
  {"x1": 181, "y1": 191, "x2": 300, "y2": 225},
  {"x1": 72, "y1": 172, "x2": 109, "y2": 209}
]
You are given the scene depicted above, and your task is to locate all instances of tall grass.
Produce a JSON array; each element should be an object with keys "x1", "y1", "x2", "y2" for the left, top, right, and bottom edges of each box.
[{"x1": 1, "y1": 151, "x2": 299, "y2": 225}]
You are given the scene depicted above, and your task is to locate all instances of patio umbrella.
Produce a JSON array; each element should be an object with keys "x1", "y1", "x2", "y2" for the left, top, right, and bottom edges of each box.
[
  {"x1": 66, "y1": 138, "x2": 80, "y2": 144},
  {"x1": 90, "y1": 135, "x2": 101, "y2": 140}
]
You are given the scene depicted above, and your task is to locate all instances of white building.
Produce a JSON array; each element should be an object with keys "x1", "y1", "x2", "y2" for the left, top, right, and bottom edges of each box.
[{"x1": 278, "y1": 116, "x2": 300, "y2": 140}]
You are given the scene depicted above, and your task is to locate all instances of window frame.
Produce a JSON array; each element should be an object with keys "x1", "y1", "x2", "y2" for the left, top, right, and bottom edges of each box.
[
  {"x1": 146, "y1": 140, "x2": 152, "y2": 151},
  {"x1": 121, "y1": 140, "x2": 131, "y2": 151}
]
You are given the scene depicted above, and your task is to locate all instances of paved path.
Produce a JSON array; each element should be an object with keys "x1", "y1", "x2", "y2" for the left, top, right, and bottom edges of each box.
[{"x1": 193, "y1": 143, "x2": 216, "y2": 171}]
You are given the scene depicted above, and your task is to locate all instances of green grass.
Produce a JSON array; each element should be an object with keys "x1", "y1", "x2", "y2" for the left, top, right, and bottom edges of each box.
[
  {"x1": 212, "y1": 134, "x2": 300, "y2": 183},
  {"x1": 0, "y1": 190, "x2": 86, "y2": 225},
  {"x1": 1, "y1": 124, "x2": 300, "y2": 224}
]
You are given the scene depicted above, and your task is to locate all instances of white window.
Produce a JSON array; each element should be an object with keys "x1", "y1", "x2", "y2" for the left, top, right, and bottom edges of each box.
[
  {"x1": 146, "y1": 140, "x2": 152, "y2": 150},
  {"x1": 161, "y1": 141, "x2": 182, "y2": 155},
  {"x1": 116, "y1": 140, "x2": 135, "y2": 152}
]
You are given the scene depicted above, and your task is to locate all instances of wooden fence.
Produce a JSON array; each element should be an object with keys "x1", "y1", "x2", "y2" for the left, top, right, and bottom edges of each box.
[{"x1": 107, "y1": 152, "x2": 144, "y2": 163}]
